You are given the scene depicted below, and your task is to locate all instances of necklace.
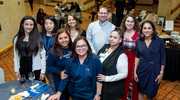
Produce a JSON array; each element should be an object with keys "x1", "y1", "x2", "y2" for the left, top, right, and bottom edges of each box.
[{"x1": 107, "y1": 47, "x2": 113, "y2": 53}]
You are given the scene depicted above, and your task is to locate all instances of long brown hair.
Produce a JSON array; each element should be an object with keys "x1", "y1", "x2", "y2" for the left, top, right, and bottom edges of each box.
[
  {"x1": 65, "y1": 14, "x2": 82, "y2": 36},
  {"x1": 120, "y1": 14, "x2": 140, "y2": 34},
  {"x1": 52, "y1": 28, "x2": 72, "y2": 57}
]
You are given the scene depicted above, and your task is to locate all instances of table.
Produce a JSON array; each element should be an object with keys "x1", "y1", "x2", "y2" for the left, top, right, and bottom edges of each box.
[
  {"x1": 0, "y1": 80, "x2": 55, "y2": 100},
  {"x1": 163, "y1": 44, "x2": 180, "y2": 82}
]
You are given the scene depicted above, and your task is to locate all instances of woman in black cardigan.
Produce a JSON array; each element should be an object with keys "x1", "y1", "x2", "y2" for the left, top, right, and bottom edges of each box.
[{"x1": 97, "y1": 28, "x2": 128, "y2": 100}]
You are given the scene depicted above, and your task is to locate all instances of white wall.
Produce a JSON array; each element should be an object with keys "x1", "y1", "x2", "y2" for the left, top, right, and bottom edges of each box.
[
  {"x1": 0, "y1": 0, "x2": 26, "y2": 50},
  {"x1": 158, "y1": 0, "x2": 180, "y2": 20}
]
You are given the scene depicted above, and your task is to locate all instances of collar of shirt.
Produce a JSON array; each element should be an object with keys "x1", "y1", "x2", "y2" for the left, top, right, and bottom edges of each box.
[{"x1": 98, "y1": 20, "x2": 108, "y2": 27}]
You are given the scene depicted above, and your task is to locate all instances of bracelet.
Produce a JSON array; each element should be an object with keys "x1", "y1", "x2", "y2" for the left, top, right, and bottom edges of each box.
[{"x1": 96, "y1": 93, "x2": 101, "y2": 97}]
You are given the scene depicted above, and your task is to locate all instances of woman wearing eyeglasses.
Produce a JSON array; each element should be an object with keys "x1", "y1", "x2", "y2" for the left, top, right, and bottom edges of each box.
[
  {"x1": 120, "y1": 14, "x2": 140, "y2": 100},
  {"x1": 48, "y1": 36, "x2": 103, "y2": 100}
]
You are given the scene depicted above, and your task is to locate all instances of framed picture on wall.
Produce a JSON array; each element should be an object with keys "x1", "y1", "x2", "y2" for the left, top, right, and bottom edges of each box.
[{"x1": 157, "y1": 16, "x2": 166, "y2": 26}]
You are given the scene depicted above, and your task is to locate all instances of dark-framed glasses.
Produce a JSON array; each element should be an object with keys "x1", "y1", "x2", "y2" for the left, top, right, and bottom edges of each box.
[{"x1": 75, "y1": 45, "x2": 87, "y2": 49}]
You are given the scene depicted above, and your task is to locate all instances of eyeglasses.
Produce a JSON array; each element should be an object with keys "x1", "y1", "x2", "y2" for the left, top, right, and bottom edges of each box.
[{"x1": 75, "y1": 45, "x2": 87, "y2": 49}]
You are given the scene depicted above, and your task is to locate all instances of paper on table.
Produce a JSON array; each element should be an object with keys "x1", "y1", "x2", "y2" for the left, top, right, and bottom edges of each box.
[
  {"x1": 30, "y1": 83, "x2": 39, "y2": 90},
  {"x1": 41, "y1": 94, "x2": 49, "y2": 100},
  {"x1": 17, "y1": 91, "x2": 30, "y2": 97},
  {"x1": 165, "y1": 20, "x2": 174, "y2": 31}
]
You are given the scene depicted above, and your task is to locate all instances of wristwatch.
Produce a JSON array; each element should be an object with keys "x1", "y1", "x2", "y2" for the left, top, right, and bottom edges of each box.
[
  {"x1": 96, "y1": 93, "x2": 101, "y2": 97},
  {"x1": 160, "y1": 71, "x2": 164, "y2": 74}
]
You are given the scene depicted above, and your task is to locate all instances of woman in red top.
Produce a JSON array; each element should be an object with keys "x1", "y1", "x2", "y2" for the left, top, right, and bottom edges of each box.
[{"x1": 120, "y1": 14, "x2": 140, "y2": 100}]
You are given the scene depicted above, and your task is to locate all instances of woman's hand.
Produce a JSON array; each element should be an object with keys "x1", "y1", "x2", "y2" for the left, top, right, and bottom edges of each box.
[
  {"x1": 155, "y1": 73, "x2": 163, "y2": 84},
  {"x1": 97, "y1": 74, "x2": 106, "y2": 82},
  {"x1": 93, "y1": 95, "x2": 100, "y2": 100},
  {"x1": 48, "y1": 92, "x2": 61, "y2": 100},
  {"x1": 16, "y1": 72, "x2": 20, "y2": 80},
  {"x1": 134, "y1": 72, "x2": 139, "y2": 82},
  {"x1": 60, "y1": 70, "x2": 68, "y2": 79},
  {"x1": 39, "y1": 73, "x2": 45, "y2": 81}
]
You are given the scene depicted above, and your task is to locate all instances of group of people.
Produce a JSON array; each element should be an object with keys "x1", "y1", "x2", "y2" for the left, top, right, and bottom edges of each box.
[
  {"x1": 54, "y1": 2, "x2": 81, "y2": 18},
  {"x1": 54, "y1": 2, "x2": 82, "y2": 29},
  {"x1": 54, "y1": 2, "x2": 69, "y2": 17},
  {"x1": 13, "y1": 4, "x2": 165, "y2": 100}
]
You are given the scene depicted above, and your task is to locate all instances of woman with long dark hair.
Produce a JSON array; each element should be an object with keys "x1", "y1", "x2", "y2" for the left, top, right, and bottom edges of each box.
[
  {"x1": 13, "y1": 16, "x2": 46, "y2": 81},
  {"x1": 97, "y1": 28, "x2": 128, "y2": 100},
  {"x1": 65, "y1": 14, "x2": 86, "y2": 42},
  {"x1": 46, "y1": 28, "x2": 72, "y2": 99},
  {"x1": 134, "y1": 20, "x2": 165, "y2": 100},
  {"x1": 48, "y1": 36, "x2": 103, "y2": 100}
]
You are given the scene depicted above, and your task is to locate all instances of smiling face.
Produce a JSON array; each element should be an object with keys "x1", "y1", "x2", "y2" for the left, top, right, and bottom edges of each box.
[
  {"x1": 75, "y1": 39, "x2": 88, "y2": 57},
  {"x1": 67, "y1": 15, "x2": 77, "y2": 27},
  {"x1": 98, "y1": 7, "x2": 109, "y2": 23},
  {"x1": 142, "y1": 23, "x2": 153, "y2": 38},
  {"x1": 125, "y1": 16, "x2": 135, "y2": 30},
  {"x1": 45, "y1": 19, "x2": 55, "y2": 34},
  {"x1": 23, "y1": 19, "x2": 34, "y2": 34},
  {"x1": 58, "y1": 32, "x2": 70, "y2": 48},
  {"x1": 109, "y1": 31, "x2": 122, "y2": 46}
]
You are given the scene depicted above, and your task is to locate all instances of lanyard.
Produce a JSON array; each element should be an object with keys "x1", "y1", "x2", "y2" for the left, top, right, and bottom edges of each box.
[{"x1": 44, "y1": 35, "x2": 53, "y2": 51}]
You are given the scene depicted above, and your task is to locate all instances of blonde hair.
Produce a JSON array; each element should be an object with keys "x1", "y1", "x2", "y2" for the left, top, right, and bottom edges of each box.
[{"x1": 141, "y1": 13, "x2": 158, "y2": 26}]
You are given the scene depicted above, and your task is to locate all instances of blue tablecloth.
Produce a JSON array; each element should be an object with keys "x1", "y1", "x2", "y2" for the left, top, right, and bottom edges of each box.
[{"x1": 0, "y1": 80, "x2": 55, "y2": 100}]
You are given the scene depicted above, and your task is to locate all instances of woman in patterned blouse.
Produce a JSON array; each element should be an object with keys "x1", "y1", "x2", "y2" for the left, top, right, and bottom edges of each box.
[{"x1": 120, "y1": 14, "x2": 140, "y2": 100}]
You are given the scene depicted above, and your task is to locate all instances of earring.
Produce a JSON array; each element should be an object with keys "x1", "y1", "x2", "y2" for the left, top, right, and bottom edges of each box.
[{"x1": 141, "y1": 34, "x2": 144, "y2": 37}]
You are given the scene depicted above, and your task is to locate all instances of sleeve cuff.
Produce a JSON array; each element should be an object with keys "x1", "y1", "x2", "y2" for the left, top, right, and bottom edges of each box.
[{"x1": 41, "y1": 69, "x2": 46, "y2": 73}]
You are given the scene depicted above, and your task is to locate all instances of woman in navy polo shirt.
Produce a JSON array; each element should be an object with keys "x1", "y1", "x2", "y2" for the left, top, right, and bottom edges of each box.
[
  {"x1": 48, "y1": 36, "x2": 103, "y2": 100},
  {"x1": 46, "y1": 28, "x2": 72, "y2": 100}
]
